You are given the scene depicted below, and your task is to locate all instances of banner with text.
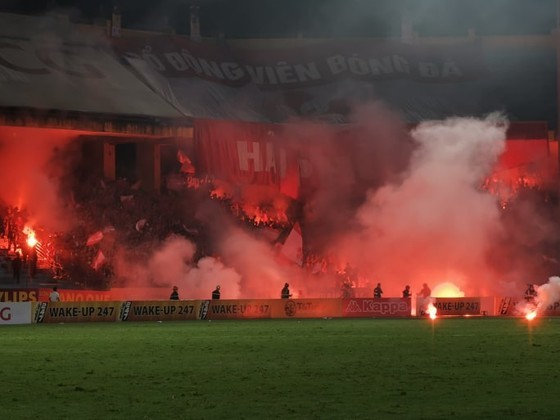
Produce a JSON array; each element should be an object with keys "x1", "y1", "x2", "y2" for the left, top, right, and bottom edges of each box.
[
  {"x1": 0, "y1": 34, "x2": 181, "y2": 118},
  {"x1": 270, "y1": 298, "x2": 343, "y2": 318},
  {"x1": 113, "y1": 36, "x2": 487, "y2": 122},
  {"x1": 119, "y1": 300, "x2": 201, "y2": 322},
  {"x1": 201, "y1": 299, "x2": 272, "y2": 320},
  {"x1": 194, "y1": 119, "x2": 300, "y2": 196},
  {"x1": 0, "y1": 302, "x2": 32, "y2": 325},
  {"x1": 494, "y1": 297, "x2": 560, "y2": 316},
  {"x1": 32, "y1": 301, "x2": 121, "y2": 323},
  {"x1": 0, "y1": 288, "x2": 39, "y2": 302},
  {"x1": 38, "y1": 288, "x2": 113, "y2": 302},
  {"x1": 430, "y1": 297, "x2": 482, "y2": 316},
  {"x1": 342, "y1": 298, "x2": 411, "y2": 317}
]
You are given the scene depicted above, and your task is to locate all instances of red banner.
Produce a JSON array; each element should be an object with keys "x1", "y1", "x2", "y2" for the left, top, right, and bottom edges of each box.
[
  {"x1": 38, "y1": 288, "x2": 112, "y2": 302},
  {"x1": 194, "y1": 119, "x2": 300, "y2": 197}
]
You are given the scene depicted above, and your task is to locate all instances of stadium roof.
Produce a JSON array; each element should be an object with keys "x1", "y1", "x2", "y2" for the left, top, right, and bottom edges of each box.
[{"x1": 0, "y1": 12, "x2": 556, "y2": 127}]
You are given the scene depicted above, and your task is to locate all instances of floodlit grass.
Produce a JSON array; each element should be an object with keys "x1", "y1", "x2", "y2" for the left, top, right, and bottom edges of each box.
[{"x1": 1, "y1": 318, "x2": 559, "y2": 419}]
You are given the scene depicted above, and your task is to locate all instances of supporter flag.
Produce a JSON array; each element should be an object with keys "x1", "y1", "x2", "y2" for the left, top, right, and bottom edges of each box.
[
  {"x1": 280, "y1": 223, "x2": 303, "y2": 266},
  {"x1": 86, "y1": 231, "x2": 104, "y2": 246},
  {"x1": 135, "y1": 218, "x2": 147, "y2": 232},
  {"x1": 177, "y1": 150, "x2": 196, "y2": 174},
  {"x1": 91, "y1": 250, "x2": 107, "y2": 270}
]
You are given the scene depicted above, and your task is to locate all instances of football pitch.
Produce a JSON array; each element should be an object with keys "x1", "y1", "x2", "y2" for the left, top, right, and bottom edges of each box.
[{"x1": 1, "y1": 317, "x2": 558, "y2": 419}]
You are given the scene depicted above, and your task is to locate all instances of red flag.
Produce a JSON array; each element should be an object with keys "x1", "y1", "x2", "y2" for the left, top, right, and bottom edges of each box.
[
  {"x1": 280, "y1": 223, "x2": 303, "y2": 266},
  {"x1": 86, "y1": 231, "x2": 104, "y2": 246},
  {"x1": 91, "y1": 250, "x2": 107, "y2": 270}
]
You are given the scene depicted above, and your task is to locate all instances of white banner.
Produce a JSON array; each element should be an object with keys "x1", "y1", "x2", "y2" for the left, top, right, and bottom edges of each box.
[
  {"x1": 0, "y1": 302, "x2": 32, "y2": 325},
  {"x1": 0, "y1": 38, "x2": 182, "y2": 117}
]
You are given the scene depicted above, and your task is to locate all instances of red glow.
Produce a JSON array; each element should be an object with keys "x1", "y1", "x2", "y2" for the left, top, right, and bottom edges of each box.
[
  {"x1": 432, "y1": 282, "x2": 465, "y2": 298},
  {"x1": 23, "y1": 225, "x2": 38, "y2": 248}
]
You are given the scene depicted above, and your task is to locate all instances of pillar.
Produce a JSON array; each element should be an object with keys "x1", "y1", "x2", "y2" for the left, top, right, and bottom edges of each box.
[{"x1": 136, "y1": 142, "x2": 161, "y2": 192}]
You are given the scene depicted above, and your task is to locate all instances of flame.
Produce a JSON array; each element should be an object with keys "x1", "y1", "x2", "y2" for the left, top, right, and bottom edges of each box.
[
  {"x1": 525, "y1": 310, "x2": 537, "y2": 321},
  {"x1": 426, "y1": 302, "x2": 437, "y2": 320},
  {"x1": 23, "y1": 225, "x2": 38, "y2": 248}
]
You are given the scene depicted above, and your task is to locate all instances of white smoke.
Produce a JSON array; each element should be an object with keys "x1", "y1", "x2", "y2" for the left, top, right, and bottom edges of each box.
[
  {"x1": 334, "y1": 114, "x2": 508, "y2": 296},
  {"x1": 535, "y1": 276, "x2": 560, "y2": 312}
]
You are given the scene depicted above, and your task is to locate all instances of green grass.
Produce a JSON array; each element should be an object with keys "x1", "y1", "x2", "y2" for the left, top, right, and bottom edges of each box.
[{"x1": 1, "y1": 318, "x2": 558, "y2": 419}]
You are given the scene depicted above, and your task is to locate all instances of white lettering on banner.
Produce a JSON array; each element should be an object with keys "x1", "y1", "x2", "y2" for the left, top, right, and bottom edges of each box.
[
  {"x1": 164, "y1": 52, "x2": 188, "y2": 71},
  {"x1": 237, "y1": 141, "x2": 262, "y2": 171},
  {"x1": 237, "y1": 141, "x2": 287, "y2": 177},
  {"x1": 0, "y1": 303, "x2": 31, "y2": 325},
  {"x1": 327, "y1": 54, "x2": 411, "y2": 77},
  {"x1": 0, "y1": 307, "x2": 11, "y2": 320},
  {"x1": 418, "y1": 61, "x2": 462, "y2": 78},
  {"x1": 264, "y1": 143, "x2": 277, "y2": 174},
  {"x1": 131, "y1": 42, "x2": 475, "y2": 86},
  {"x1": 221, "y1": 62, "x2": 244, "y2": 81}
]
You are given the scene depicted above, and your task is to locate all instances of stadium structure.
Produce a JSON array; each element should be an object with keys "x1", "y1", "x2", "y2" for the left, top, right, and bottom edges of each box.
[{"x1": 1, "y1": 7, "x2": 560, "y2": 322}]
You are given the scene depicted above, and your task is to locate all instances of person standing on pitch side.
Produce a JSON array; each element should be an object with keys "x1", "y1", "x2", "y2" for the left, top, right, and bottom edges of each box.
[
  {"x1": 170, "y1": 286, "x2": 180, "y2": 300},
  {"x1": 281, "y1": 283, "x2": 292, "y2": 299},
  {"x1": 374, "y1": 282, "x2": 383, "y2": 298}
]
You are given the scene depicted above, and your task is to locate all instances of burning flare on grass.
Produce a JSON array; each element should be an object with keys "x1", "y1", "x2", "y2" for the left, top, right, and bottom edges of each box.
[
  {"x1": 426, "y1": 302, "x2": 438, "y2": 320},
  {"x1": 525, "y1": 310, "x2": 537, "y2": 321}
]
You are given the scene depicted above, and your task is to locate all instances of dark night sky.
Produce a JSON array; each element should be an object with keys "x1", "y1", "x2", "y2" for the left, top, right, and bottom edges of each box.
[{"x1": 0, "y1": 0, "x2": 557, "y2": 38}]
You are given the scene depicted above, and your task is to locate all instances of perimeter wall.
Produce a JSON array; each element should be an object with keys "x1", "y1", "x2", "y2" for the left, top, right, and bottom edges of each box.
[{"x1": 1, "y1": 295, "x2": 560, "y2": 325}]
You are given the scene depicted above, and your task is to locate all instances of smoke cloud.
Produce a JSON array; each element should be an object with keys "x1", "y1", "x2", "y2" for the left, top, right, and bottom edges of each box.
[{"x1": 0, "y1": 127, "x2": 78, "y2": 231}]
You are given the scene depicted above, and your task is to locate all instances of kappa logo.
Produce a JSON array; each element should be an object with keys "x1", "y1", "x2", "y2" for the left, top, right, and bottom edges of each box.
[
  {"x1": 119, "y1": 301, "x2": 132, "y2": 321},
  {"x1": 284, "y1": 300, "x2": 297, "y2": 317},
  {"x1": 34, "y1": 302, "x2": 48, "y2": 323},
  {"x1": 199, "y1": 300, "x2": 210, "y2": 319},
  {"x1": 345, "y1": 300, "x2": 362, "y2": 313}
]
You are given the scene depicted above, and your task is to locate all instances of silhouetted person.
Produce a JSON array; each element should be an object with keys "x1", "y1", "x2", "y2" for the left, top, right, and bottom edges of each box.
[
  {"x1": 524, "y1": 284, "x2": 537, "y2": 302},
  {"x1": 49, "y1": 287, "x2": 61, "y2": 302},
  {"x1": 418, "y1": 283, "x2": 431, "y2": 298},
  {"x1": 402, "y1": 285, "x2": 411, "y2": 298},
  {"x1": 170, "y1": 286, "x2": 179, "y2": 300},
  {"x1": 212, "y1": 285, "x2": 221, "y2": 300},
  {"x1": 374, "y1": 282, "x2": 383, "y2": 298},
  {"x1": 341, "y1": 282, "x2": 354, "y2": 298},
  {"x1": 12, "y1": 253, "x2": 22, "y2": 283},
  {"x1": 29, "y1": 248, "x2": 38, "y2": 279},
  {"x1": 281, "y1": 283, "x2": 292, "y2": 299}
]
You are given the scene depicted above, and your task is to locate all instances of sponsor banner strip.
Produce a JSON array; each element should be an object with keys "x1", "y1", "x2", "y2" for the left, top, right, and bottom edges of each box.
[
  {"x1": 0, "y1": 289, "x2": 39, "y2": 302},
  {"x1": 120, "y1": 300, "x2": 201, "y2": 322},
  {"x1": 342, "y1": 298, "x2": 411, "y2": 317},
  {"x1": 431, "y1": 298, "x2": 481, "y2": 315},
  {"x1": 0, "y1": 302, "x2": 32, "y2": 325},
  {"x1": 32, "y1": 301, "x2": 121, "y2": 323}
]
